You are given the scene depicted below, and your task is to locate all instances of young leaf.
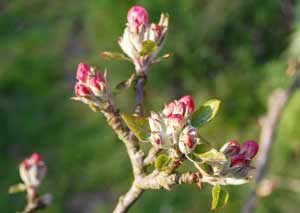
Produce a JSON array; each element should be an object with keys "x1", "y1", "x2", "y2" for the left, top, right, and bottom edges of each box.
[
  {"x1": 211, "y1": 185, "x2": 229, "y2": 210},
  {"x1": 193, "y1": 143, "x2": 212, "y2": 155},
  {"x1": 191, "y1": 99, "x2": 221, "y2": 128},
  {"x1": 8, "y1": 183, "x2": 26, "y2": 194},
  {"x1": 139, "y1": 40, "x2": 157, "y2": 56},
  {"x1": 155, "y1": 154, "x2": 171, "y2": 171},
  {"x1": 100, "y1": 51, "x2": 131, "y2": 61},
  {"x1": 113, "y1": 74, "x2": 136, "y2": 95},
  {"x1": 121, "y1": 113, "x2": 150, "y2": 141}
]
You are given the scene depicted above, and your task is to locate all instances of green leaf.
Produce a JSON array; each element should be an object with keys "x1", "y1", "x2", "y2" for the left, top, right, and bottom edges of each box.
[
  {"x1": 139, "y1": 40, "x2": 157, "y2": 56},
  {"x1": 191, "y1": 99, "x2": 221, "y2": 128},
  {"x1": 196, "y1": 148, "x2": 226, "y2": 163},
  {"x1": 199, "y1": 163, "x2": 214, "y2": 176},
  {"x1": 121, "y1": 113, "x2": 150, "y2": 141},
  {"x1": 193, "y1": 143, "x2": 212, "y2": 155},
  {"x1": 8, "y1": 183, "x2": 26, "y2": 194},
  {"x1": 100, "y1": 51, "x2": 131, "y2": 61},
  {"x1": 113, "y1": 74, "x2": 136, "y2": 95},
  {"x1": 155, "y1": 154, "x2": 171, "y2": 171},
  {"x1": 211, "y1": 185, "x2": 229, "y2": 210},
  {"x1": 186, "y1": 153, "x2": 202, "y2": 163}
]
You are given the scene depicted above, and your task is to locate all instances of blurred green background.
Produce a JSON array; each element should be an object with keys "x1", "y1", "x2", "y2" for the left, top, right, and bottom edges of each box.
[{"x1": 1, "y1": 0, "x2": 300, "y2": 212}]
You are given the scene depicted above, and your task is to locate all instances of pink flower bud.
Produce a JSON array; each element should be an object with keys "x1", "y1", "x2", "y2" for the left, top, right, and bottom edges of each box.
[
  {"x1": 76, "y1": 63, "x2": 90, "y2": 83},
  {"x1": 169, "y1": 114, "x2": 184, "y2": 127},
  {"x1": 88, "y1": 71, "x2": 105, "y2": 91},
  {"x1": 220, "y1": 140, "x2": 240, "y2": 158},
  {"x1": 150, "y1": 132, "x2": 167, "y2": 149},
  {"x1": 74, "y1": 82, "x2": 90, "y2": 97},
  {"x1": 127, "y1": 6, "x2": 149, "y2": 31},
  {"x1": 152, "y1": 24, "x2": 162, "y2": 38},
  {"x1": 179, "y1": 95, "x2": 195, "y2": 115},
  {"x1": 163, "y1": 102, "x2": 175, "y2": 117},
  {"x1": 179, "y1": 126, "x2": 198, "y2": 153},
  {"x1": 19, "y1": 153, "x2": 46, "y2": 188},
  {"x1": 240, "y1": 140, "x2": 259, "y2": 159},
  {"x1": 230, "y1": 154, "x2": 248, "y2": 167},
  {"x1": 30, "y1": 153, "x2": 41, "y2": 164}
]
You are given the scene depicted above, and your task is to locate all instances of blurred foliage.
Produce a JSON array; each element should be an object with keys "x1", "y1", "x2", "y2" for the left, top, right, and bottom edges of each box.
[{"x1": 1, "y1": 0, "x2": 300, "y2": 212}]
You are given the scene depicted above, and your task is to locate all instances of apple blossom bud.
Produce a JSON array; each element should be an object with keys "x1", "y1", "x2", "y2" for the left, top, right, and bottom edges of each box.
[
  {"x1": 168, "y1": 114, "x2": 185, "y2": 134},
  {"x1": 179, "y1": 95, "x2": 195, "y2": 115},
  {"x1": 230, "y1": 154, "x2": 247, "y2": 167},
  {"x1": 179, "y1": 126, "x2": 198, "y2": 154},
  {"x1": 76, "y1": 63, "x2": 90, "y2": 83},
  {"x1": 220, "y1": 140, "x2": 240, "y2": 158},
  {"x1": 74, "y1": 82, "x2": 90, "y2": 97},
  {"x1": 88, "y1": 71, "x2": 105, "y2": 92},
  {"x1": 151, "y1": 24, "x2": 162, "y2": 38},
  {"x1": 19, "y1": 153, "x2": 46, "y2": 188},
  {"x1": 227, "y1": 154, "x2": 250, "y2": 177},
  {"x1": 239, "y1": 140, "x2": 259, "y2": 159},
  {"x1": 162, "y1": 102, "x2": 175, "y2": 117},
  {"x1": 127, "y1": 6, "x2": 149, "y2": 32}
]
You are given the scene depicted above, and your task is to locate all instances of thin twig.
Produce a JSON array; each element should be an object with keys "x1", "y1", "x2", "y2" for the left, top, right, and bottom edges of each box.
[
  {"x1": 242, "y1": 64, "x2": 300, "y2": 213},
  {"x1": 134, "y1": 75, "x2": 146, "y2": 116}
]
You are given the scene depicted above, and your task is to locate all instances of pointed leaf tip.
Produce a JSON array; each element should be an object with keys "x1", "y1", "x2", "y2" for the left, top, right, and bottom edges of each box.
[{"x1": 191, "y1": 99, "x2": 221, "y2": 128}]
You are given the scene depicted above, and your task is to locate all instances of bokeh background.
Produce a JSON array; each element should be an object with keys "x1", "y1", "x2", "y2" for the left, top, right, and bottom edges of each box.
[{"x1": 1, "y1": 0, "x2": 300, "y2": 212}]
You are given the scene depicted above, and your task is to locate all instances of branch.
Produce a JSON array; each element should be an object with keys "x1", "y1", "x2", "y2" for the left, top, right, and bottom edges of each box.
[
  {"x1": 143, "y1": 147, "x2": 161, "y2": 165},
  {"x1": 134, "y1": 75, "x2": 146, "y2": 116},
  {"x1": 242, "y1": 64, "x2": 300, "y2": 213}
]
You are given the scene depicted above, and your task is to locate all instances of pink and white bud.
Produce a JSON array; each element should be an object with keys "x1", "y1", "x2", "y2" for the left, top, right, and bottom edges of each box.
[
  {"x1": 149, "y1": 132, "x2": 172, "y2": 149},
  {"x1": 179, "y1": 95, "x2": 195, "y2": 115},
  {"x1": 127, "y1": 6, "x2": 149, "y2": 32},
  {"x1": 220, "y1": 140, "x2": 240, "y2": 158},
  {"x1": 74, "y1": 82, "x2": 90, "y2": 97},
  {"x1": 162, "y1": 95, "x2": 195, "y2": 119},
  {"x1": 87, "y1": 71, "x2": 105, "y2": 94},
  {"x1": 19, "y1": 153, "x2": 46, "y2": 188},
  {"x1": 239, "y1": 140, "x2": 259, "y2": 159},
  {"x1": 162, "y1": 102, "x2": 175, "y2": 117},
  {"x1": 179, "y1": 126, "x2": 199, "y2": 154},
  {"x1": 76, "y1": 63, "x2": 90, "y2": 83},
  {"x1": 149, "y1": 113, "x2": 163, "y2": 132}
]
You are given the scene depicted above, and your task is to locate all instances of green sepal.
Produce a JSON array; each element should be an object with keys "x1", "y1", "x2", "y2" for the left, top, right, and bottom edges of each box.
[{"x1": 139, "y1": 40, "x2": 157, "y2": 56}]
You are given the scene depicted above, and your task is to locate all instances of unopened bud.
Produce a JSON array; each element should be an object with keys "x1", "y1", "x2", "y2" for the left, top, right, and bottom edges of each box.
[
  {"x1": 227, "y1": 154, "x2": 250, "y2": 177},
  {"x1": 240, "y1": 140, "x2": 259, "y2": 159},
  {"x1": 19, "y1": 153, "x2": 46, "y2": 188},
  {"x1": 220, "y1": 140, "x2": 240, "y2": 158},
  {"x1": 178, "y1": 95, "x2": 195, "y2": 115},
  {"x1": 162, "y1": 102, "x2": 175, "y2": 117},
  {"x1": 178, "y1": 126, "x2": 198, "y2": 154},
  {"x1": 88, "y1": 71, "x2": 105, "y2": 93},
  {"x1": 127, "y1": 6, "x2": 149, "y2": 32},
  {"x1": 76, "y1": 63, "x2": 90, "y2": 83},
  {"x1": 74, "y1": 82, "x2": 90, "y2": 97}
]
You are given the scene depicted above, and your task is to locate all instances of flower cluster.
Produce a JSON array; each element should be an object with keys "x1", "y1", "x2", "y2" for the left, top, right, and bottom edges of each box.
[
  {"x1": 73, "y1": 63, "x2": 109, "y2": 109},
  {"x1": 19, "y1": 153, "x2": 46, "y2": 188},
  {"x1": 148, "y1": 95, "x2": 199, "y2": 153},
  {"x1": 119, "y1": 6, "x2": 169, "y2": 74},
  {"x1": 220, "y1": 140, "x2": 259, "y2": 177}
]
